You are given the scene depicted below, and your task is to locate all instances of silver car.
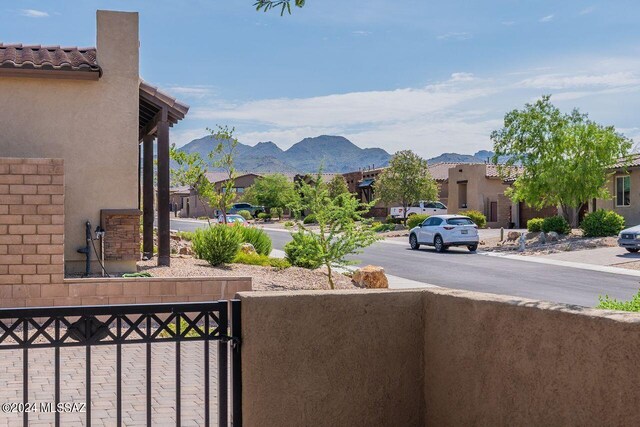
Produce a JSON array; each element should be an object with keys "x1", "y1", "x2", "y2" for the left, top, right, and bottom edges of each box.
[{"x1": 618, "y1": 225, "x2": 640, "y2": 253}]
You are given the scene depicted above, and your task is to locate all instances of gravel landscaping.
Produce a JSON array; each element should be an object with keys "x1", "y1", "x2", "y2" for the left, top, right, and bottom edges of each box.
[
  {"x1": 479, "y1": 230, "x2": 617, "y2": 255},
  {"x1": 137, "y1": 257, "x2": 356, "y2": 291}
]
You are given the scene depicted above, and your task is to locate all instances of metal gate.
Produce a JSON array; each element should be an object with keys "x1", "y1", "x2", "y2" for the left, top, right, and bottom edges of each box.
[{"x1": 0, "y1": 300, "x2": 242, "y2": 426}]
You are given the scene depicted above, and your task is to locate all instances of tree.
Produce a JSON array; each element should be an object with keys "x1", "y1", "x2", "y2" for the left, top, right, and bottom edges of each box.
[
  {"x1": 326, "y1": 175, "x2": 350, "y2": 199},
  {"x1": 375, "y1": 150, "x2": 439, "y2": 225},
  {"x1": 491, "y1": 95, "x2": 632, "y2": 227},
  {"x1": 243, "y1": 173, "x2": 299, "y2": 211},
  {"x1": 254, "y1": 0, "x2": 305, "y2": 15},
  {"x1": 170, "y1": 125, "x2": 240, "y2": 224},
  {"x1": 288, "y1": 174, "x2": 379, "y2": 289}
]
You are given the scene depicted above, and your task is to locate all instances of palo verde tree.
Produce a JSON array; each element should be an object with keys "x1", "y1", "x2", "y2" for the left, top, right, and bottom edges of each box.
[
  {"x1": 375, "y1": 150, "x2": 439, "y2": 225},
  {"x1": 491, "y1": 95, "x2": 632, "y2": 227},
  {"x1": 326, "y1": 175, "x2": 350, "y2": 199},
  {"x1": 254, "y1": 0, "x2": 305, "y2": 15},
  {"x1": 243, "y1": 173, "x2": 299, "y2": 212},
  {"x1": 170, "y1": 125, "x2": 240, "y2": 224},
  {"x1": 288, "y1": 174, "x2": 379, "y2": 289}
]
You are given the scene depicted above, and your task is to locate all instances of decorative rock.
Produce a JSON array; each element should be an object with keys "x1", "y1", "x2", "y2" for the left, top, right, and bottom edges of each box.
[
  {"x1": 547, "y1": 231, "x2": 559, "y2": 242},
  {"x1": 394, "y1": 224, "x2": 407, "y2": 231},
  {"x1": 538, "y1": 232, "x2": 546, "y2": 244},
  {"x1": 240, "y1": 243, "x2": 257, "y2": 255},
  {"x1": 518, "y1": 233, "x2": 526, "y2": 252},
  {"x1": 178, "y1": 246, "x2": 192, "y2": 255},
  {"x1": 526, "y1": 232, "x2": 538, "y2": 240},
  {"x1": 506, "y1": 231, "x2": 520, "y2": 242},
  {"x1": 352, "y1": 265, "x2": 388, "y2": 289}
]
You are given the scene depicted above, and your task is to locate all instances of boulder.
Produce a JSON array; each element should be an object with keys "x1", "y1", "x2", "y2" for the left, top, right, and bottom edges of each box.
[
  {"x1": 538, "y1": 232, "x2": 546, "y2": 244},
  {"x1": 178, "y1": 246, "x2": 192, "y2": 256},
  {"x1": 240, "y1": 243, "x2": 257, "y2": 255},
  {"x1": 526, "y1": 232, "x2": 538, "y2": 240},
  {"x1": 352, "y1": 265, "x2": 388, "y2": 289},
  {"x1": 506, "y1": 231, "x2": 520, "y2": 242},
  {"x1": 547, "y1": 231, "x2": 559, "y2": 242}
]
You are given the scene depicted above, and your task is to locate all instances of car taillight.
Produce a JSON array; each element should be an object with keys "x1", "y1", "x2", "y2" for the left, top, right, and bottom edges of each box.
[
  {"x1": 473, "y1": 226, "x2": 478, "y2": 229},
  {"x1": 443, "y1": 226, "x2": 455, "y2": 230}
]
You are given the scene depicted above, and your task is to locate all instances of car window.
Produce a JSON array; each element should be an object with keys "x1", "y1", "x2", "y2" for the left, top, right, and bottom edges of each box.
[
  {"x1": 425, "y1": 202, "x2": 436, "y2": 208},
  {"x1": 410, "y1": 202, "x2": 421, "y2": 207},
  {"x1": 447, "y1": 217, "x2": 474, "y2": 225},
  {"x1": 432, "y1": 217, "x2": 444, "y2": 226},
  {"x1": 434, "y1": 202, "x2": 446, "y2": 209},
  {"x1": 422, "y1": 218, "x2": 432, "y2": 226}
]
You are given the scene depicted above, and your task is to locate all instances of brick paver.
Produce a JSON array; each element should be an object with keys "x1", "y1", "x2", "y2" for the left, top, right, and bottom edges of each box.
[{"x1": 0, "y1": 342, "x2": 223, "y2": 426}]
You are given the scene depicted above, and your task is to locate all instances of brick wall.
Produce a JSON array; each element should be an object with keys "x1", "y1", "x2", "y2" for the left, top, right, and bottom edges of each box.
[
  {"x1": 101, "y1": 209, "x2": 141, "y2": 261},
  {"x1": 0, "y1": 276, "x2": 251, "y2": 307},
  {"x1": 0, "y1": 158, "x2": 64, "y2": 291}
]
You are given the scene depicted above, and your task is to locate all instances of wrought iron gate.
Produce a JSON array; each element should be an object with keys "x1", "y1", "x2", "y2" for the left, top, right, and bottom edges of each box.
[{"x1": 0, "y1": 300, "x2": 242, "y2": 426}]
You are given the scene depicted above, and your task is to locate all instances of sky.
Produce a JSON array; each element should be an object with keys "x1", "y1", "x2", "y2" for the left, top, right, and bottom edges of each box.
[{"x1": 2, "y1": 1, "x2": 640, "y2": 160}]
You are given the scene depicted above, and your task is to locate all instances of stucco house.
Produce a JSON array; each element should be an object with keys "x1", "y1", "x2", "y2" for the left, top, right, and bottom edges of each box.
[
  {"x1": 0, "y1": 10, "x2": 188, "y2": 272},
  {"x1": 590, "y1": 154, "x2": 640, "y2": 226}
]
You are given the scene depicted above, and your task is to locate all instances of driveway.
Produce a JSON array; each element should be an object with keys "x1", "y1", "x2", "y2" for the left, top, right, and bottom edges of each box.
[{"x1": 170, "y1": 219, "x2": 640, "y2": 307}]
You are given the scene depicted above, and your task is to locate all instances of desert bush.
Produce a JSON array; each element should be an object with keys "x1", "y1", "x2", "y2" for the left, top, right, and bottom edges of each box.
[
  {"x1": 527, "y1": 218, "x2": 544, "y2": 232},
  {"x1": 284, "y1": 230, "x2": 322, "y2": 269},
  {"x1": 598, "y1": 290, "x2": 640, "y2": 312},
  {"x1": 580, "y1": 209, "x2": 625, "y2": 237},
  {"x1": 372, "y1": 223, "x2": 396, "y2": 232},
  {"x1": 237, "y1": 226, "x2": 272, "y2": 256},
  {"x1": 542, "y1": 215, "x2": 571, "y2": 234},
  {"x1": 233, "y1": 252, "x2": 290, "y2": 269},
  {"x1": 303, "y1": 214, "x2": 317, "y2": 224},
  {"x1": 284, "y1": 221, "x2": 294, "y2": 228},
  {"x1": 191, "y1": 225, "x2": 241, "y2": 266},
  {"x1": 197, "y1": 216, "x2": 209, "y2": 220},
  {"x1": 271, "y1": 207, "x2": 283, "y2": 219},
  {"x1": 237, "y1": 210, "x2": 252, "y2": 220},
  {"x1": 257, "y1": 212, "x2": 271, "y2": 221},
  {"x1": 407, "y1": 214, "x2": 429, "y2": 229},
  {"x1": 174, "y1": 231, "x2": 194, "y2": 241},
  {"x1": 464, "y1": 210, "x2": 487, "y2": 228}
]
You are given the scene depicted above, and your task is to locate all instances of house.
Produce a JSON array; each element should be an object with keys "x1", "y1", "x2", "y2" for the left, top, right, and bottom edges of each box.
[
  {"x1": 591, "y1": 154, "x2": 640, "y2": 226},
  {"x1": 0, "y1": 11, "x2": 189, "y2": 272}
]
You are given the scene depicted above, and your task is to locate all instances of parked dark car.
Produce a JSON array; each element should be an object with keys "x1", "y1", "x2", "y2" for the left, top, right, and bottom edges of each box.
[{"x1": 227, "y1": 203, "x2": 264, "y2": 217}]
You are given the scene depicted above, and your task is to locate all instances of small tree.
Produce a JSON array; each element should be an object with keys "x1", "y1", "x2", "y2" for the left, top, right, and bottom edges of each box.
[
  {"x1": 327, "y1": 175, "x2": 350, "y2": 199},
  {"x1": 375, "y1": 150, "x2": 439, "y2": 225},
  {"x1": 289, "y1": 174, "x2": 379, "y2": 289},
  {"x1": 208, "y1": 125, "x2": 240, "y2": 224},
  {"x1": 491, "y1": 95, "x2": 632, "y2": 227},
  {"x1": 243, "y1": 173, "x2": 299, "y2": 213},
  {"x1": 170, "y1": 147, "x2": 216, "y2": 224},
  {"x1": 254, "y1": 0, "x2": 305, "y2": 15}
]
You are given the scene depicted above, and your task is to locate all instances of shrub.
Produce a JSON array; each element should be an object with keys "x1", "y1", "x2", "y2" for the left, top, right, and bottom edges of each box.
[
  {"x1": 174, "y1": 231, "x2": 194, "y2": 241},
  {"x1": 197, "y1": 216, "x2": 209, "y2": 221},
  {"x1": 580, "y1": 209, "x2": 625, "y2": 237},
  {"x1": 271, "y1": 207, "x2": 283, "y2": 219},
  {"x1": 542, "y1": 215, "x2": 571, "y2": 234},
  {"x1": 284, "y1": 221, "x2": 294, "y2": 228},
  {"x1": 464, "y1": 210, "x2": 487, "y2": 228},
  {"x1": 237, "y1": 210, "x2": 252, "y2": 220},
  {"x1": 303, "y1": 214, "x2": 317, "y2": 224},
  {"x1": 372, "y1": 223, "x2": 396, "y2": 233},
  {"x1": 284, "y1": 230, "x2": 322, "y2": 269},
  {"x1": 233, "y1": 252, "x2": 290, "y2": 269},
  {"x1": 407, "y1": 214, "x2": 429, "y2": 229},
  {"x1": 191, "y1": 225, "x2": 241, "y2": 266},
  {"x1": 257, "y1": 212, "x2": 271, "y2": 221},
  {"x1": 527, "y1": 218, "x2": 544, "y2": 232},
  {"x1": 598, "y1": 290, "x2": 640, "y2": 312},
  {"x1": 237, "y1": 226, "x2": 272, "y2": 256}
]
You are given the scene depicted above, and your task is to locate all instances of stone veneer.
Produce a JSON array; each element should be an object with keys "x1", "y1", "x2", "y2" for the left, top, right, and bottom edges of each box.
[
  {"x1": 0, "y1": 158, "x2": 65, "y2": 289},
  {"x1": 101, "y1": 209, "x2": 141, "y2": 261}
]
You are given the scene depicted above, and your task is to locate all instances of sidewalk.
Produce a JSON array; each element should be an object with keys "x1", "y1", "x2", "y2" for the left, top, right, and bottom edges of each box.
[{"x1": 538, "y1": 246, "x2": 640, "y2": 266}]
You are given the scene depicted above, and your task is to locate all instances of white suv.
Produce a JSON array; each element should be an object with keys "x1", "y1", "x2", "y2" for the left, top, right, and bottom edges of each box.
[{"x1": 409, "y1": 214, "x2": 479, "y2": 252}]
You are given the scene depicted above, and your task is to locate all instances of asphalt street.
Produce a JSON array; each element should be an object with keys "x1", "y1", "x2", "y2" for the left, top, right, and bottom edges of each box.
[{"x1": 170, "y1": 219, "x2": 640, "y2": 307}]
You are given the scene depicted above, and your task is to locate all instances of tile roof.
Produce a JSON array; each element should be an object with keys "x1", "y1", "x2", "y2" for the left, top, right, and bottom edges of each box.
[
  {"x1": 485, "y1": 164, "x2": 523, "y2": 180},
  {"x1": 427, "y1": 162, "x2": 464, "y2": 181},
  {"x1": 0, "y1": 44, "x2": 101, "y2": 76},
  {"x1": 611, "y1": 154, "x2": 640, "y2": 169}
]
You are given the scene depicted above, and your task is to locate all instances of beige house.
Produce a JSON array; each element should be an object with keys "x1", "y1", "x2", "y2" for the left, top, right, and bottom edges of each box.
[
  {"x1": 0, "y1": 11, "x2": 188, "y2": 273},
  {"x1": 592, "y1": 155, "x2": 640, "y2": 226}
]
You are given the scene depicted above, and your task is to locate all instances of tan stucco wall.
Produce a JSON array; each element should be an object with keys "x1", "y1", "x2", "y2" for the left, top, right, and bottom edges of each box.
[
  {"x1": 239, "y1": 290, "x2": 425, "y2": 427},
  {"x1": 597, "y1": 171, "x2": 640, "y2": 226},
  {"x1": 239, "y1": 288, "x2": 640, "y2": 426},
  {"x1": 0, "y1": 11, "x2": 139, "y2": 273}
]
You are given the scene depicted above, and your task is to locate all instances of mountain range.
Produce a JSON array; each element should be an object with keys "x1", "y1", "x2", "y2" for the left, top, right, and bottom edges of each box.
[{"x1": 178, "y1": 134, "x2": 503, "y2": 173}]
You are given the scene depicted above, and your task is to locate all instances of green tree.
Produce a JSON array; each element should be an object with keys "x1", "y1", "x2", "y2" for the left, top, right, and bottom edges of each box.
[
  {"x1": 208, "y1": 125, "x2": 240, "y2": 224},
  {"x1": 374, "y1": 150, "x2": 439, "y2": 225},
  {"x1": 491, "y1": 95, "x2": 632, "y2": 227},
  {"x1": 254, "y1": 0, "x2": 305, "y2": 15},
  {"x1": 326, "y1": 175, "x2": 350, "y2": 199},
  {"x1": 244, "y1": 173, "x2": 299, "y2": 212},
  {"x1": 289, "y1": 174, "x2": 379, "y2": 289},
  {"x1": 170, "y1": 147, "x2": 216, "y2": 224}
]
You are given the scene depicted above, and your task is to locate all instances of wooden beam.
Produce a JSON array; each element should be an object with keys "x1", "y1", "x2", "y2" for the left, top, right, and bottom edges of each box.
[
  {"x1": 156, "y1": 110, "x2": 171, "y2": 267},
  {"x1": 139, "y1": 109, "x2": 161, "y2": 140},
  {"x1": 143, "y1": 135, "x2": 155, "y2": 259}
]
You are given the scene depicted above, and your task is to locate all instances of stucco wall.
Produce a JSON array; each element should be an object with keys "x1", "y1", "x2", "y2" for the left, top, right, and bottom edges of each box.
[
  {"x1": 239, "y1": 288, "x2": 640, "y2": 426},
  {"x1": 598, "y1": 171, "x2": 640, "y2": 226},
  {"x1": 239, "y1": 290, "x2": 425, "y2": 427},
  {"x1": 0, "y1": 11, "x2": 140, "y2": 273}
]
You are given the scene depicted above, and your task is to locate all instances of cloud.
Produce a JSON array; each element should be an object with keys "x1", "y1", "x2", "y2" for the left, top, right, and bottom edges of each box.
[
  {"x1": 166, "y1": 85, "x2": 215, "y2": 98},
  {"x1": 539, "y1": 14, "x2": 554, "y2": 23},
  {"x1": 352, "y1": 30, "x2": 371, "y2": 36},
  {"x1": 436, "y1": 32, "x2": 472, "y2": 41},
  {"x1": 20, "y1": 9, "x2": 49, "y2": 18},
  {"x1": 517, "y1": 72, "x2": 640, "y2": 90},
  {"x1": 579, "y1": 6, "x2": 596, "y2": 15},
  {"x1": 450, "y1": 72, "x2": 476, "y2": 82}
]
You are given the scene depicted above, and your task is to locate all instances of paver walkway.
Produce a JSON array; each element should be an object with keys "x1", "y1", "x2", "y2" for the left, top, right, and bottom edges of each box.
[{"x1": 0, "y1": 342, "x2": 222, "y2": 426}]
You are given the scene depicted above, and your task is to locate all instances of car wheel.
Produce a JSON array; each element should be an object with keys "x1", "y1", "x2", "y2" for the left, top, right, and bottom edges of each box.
[
  {"x1": 467, "y1": 244, "x2": 478, "y2": 252},
  {"x1": 409, "y1": 234, "x2": 420, "y2": 250},
  {"x1": 626, "y1": 248, "x2": 640, "y2": 253},
  {"x1": 434, "y1": 235, "x2": 445, "y2": 253}
]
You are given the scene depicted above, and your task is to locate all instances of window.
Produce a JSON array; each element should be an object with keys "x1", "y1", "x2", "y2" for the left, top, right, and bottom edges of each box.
[
  {"x1": 425, "y1": 202, "x2": 436, "y2": 208},
  {"x1": 431, "y1": 217, "x2": 443, "y2": 226},
  {"x1": 616, "y1": 176, "x2": 631, "y2": 207},
  {"x1": 434, "y1": 202, "x2": 446, "y2": 209},
  {"x1": 447, "y1": 217, "x2": 474, "y2": 225}
]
